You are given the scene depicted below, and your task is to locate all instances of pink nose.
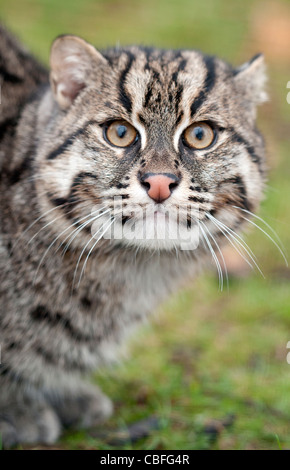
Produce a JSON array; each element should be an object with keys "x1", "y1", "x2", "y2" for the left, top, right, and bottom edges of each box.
[{"x1": 140, "y1": 173, "x2": 180, "y2": 203}]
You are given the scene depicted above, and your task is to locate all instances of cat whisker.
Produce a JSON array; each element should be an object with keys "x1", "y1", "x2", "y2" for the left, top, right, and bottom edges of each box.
[
  {"x1": 198, "y1": 220, "x2": 224, "y2": 291},
  {"x1": 27, "y1": 206, "x2": 80, "y2": 246},
  {"x1": 13, "y1": 200, "x2": 77, "y2": 249},
  {"x1": 26, "y1": 200, "x2": 98, "y2": 247},
  {"x1": 199, "y1": 219, "x2": 229, "y2": 291},
  {"x1": 206, "y1": 212, "x2": 265, "y2": 278},
  {"x1": 208, "y1": 212, "x2": 258, "y2": 262},
  {"x1": 72, "y1": 220, "x2": 110, "y2": 290},
  {"x1": 232, "y1": 205, "x2": 288, "y2": 265},
  {"x1": 232, "y1": 205, "x2": 285, "y2": 247},
  {"x1": 76, "y1": 217, "x2": 115, "y2": 288},
  {"x1": 238, "y1": 214, "x2": 288, "y2": 267},
  {"x1": 33, "y1": 208, "x2": 109, "y2": 284},
  {"x1": 60, "y1": 208, "x2": 111, "y2": 256}
]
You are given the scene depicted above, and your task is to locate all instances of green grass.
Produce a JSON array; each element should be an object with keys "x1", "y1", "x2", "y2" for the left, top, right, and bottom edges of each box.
[
  {"x1": 56, "y1": 272, "x2": 290, "y2": 450},
  {"x1": 1, "y1": 0, "x2": 290, "y2": 450}
]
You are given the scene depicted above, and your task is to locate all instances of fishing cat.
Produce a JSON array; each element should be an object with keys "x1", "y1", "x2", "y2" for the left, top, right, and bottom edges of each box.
[{"x1": 0, "y1": 24, "x2": 267, "y2": 447}]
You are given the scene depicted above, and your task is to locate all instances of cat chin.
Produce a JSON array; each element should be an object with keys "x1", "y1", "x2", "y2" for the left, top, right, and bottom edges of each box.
[{"x1": 120, "y1": 236, "x2": 201, "y2": 252}]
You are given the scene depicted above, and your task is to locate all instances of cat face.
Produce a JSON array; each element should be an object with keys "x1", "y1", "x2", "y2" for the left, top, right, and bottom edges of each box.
[{"x1": 36, "y1": 36, "x2": 267, "y2": 252}]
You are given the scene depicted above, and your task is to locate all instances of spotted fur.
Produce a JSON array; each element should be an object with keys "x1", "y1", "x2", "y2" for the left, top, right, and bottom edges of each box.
[{"x1": 0, "y1": 25, "x2": 267, "y2": 447}]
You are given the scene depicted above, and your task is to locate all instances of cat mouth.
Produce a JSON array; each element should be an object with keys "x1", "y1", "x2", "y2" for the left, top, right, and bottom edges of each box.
[
  {"x1": 89, "y1": 200, "x2": 202, "y2": 251},
  {"x1": 118, "y1": 204, "x2": 197, "y2": 228}
]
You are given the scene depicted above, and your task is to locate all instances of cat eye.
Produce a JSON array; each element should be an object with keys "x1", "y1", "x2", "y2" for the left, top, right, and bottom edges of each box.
[
  {"x1": 183, "y1": 122, "x2": 215, "y2": 150},
  {"x1": 104, "y1": 120, "x2": 138, "y2": 148}
]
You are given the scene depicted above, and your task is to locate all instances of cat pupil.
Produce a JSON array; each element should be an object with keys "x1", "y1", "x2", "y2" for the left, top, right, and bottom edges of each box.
[
  {"x1": 194, "y1": 127, "x2": 204, "y2": 140},
  {"x1": 117, "y1": 125, "x2": 127, "y2": 138}
]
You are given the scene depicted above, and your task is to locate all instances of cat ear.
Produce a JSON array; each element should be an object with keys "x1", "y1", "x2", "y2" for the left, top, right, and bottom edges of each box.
[
  {"x1": 234, "y1": 54, "x2": 268, "y2": 106},
  {"x1": 50, "y1": 35, "x2": 107, "y2": 109}
]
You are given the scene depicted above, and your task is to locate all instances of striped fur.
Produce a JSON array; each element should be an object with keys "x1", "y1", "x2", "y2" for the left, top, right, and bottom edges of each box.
[{"x1": 0, "y1": 26, "x2": 267, "y2": 447}]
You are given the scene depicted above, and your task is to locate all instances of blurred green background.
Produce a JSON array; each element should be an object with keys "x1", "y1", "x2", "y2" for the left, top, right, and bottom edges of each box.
[{"x1": 1, "y1": 0, "x2": 290, "y2": 450}]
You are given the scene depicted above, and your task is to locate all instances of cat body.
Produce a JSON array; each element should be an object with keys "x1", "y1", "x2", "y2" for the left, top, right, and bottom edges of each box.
[{"x1": 0, "y1": 25, "x2": 266, "y2": 446}]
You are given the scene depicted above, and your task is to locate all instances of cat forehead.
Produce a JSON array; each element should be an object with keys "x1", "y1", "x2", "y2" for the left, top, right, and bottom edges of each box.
[
  {"x1": 105, "y1": 47, "x2": 221, "y2": 75},
  {"x1": 100, "y1": 47, "x2": 228, "y2": 121},
  {"x1": 104, "y1": 47, "x2": 223, "y2": 91}
]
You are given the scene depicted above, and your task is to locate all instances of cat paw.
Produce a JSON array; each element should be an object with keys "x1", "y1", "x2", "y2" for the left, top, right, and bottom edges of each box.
[
  {"x1": 49, "y1": 386, "x2": 113, "y2": 429},
  {"x1": 0, "y1": 402, "x2": 61, "y2": 448}
]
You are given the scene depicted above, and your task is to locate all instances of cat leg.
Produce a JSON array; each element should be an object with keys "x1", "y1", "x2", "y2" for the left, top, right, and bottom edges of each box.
[
  {"x1": 46, "y1": 382, "x2": 113, "y2": 430},
  {"x1": 0, "y1": 377, "x2": 61, "y2": 448}
]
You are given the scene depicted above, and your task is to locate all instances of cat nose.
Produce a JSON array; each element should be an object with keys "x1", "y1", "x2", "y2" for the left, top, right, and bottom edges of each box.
[{"x1": 139, "y1": 172, "x2": 180, "y2": 203}]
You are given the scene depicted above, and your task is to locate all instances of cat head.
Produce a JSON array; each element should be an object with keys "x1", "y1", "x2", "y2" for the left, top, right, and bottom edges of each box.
[{"x1": 36, "y1": 35, "x2": 267, "y2": 252}]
